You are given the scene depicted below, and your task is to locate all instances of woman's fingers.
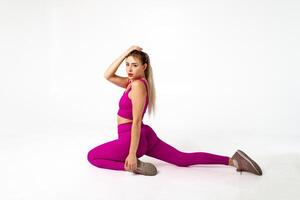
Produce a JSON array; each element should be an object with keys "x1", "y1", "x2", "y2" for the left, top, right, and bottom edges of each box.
[
  {"x1": 127, "y1": 163, "x2": 135, "y2": 171},
  {"x1": 133, "y1": 164, "x2": 137, "y2": 171},
  {"x1": 125, "y1": 160, "x2": 129, "y2": 171},
  {"x1": 125, "y1": 161, "x2": 132, "y2": 171},
  {"x1": 135, "y1": 46, "x2": 142, "y2": 51},
  {"x1": 128, "y1": 45, "x2": 143, "y2": 52},
  {"x1": 130, "y1": 163, "x2": 137, "y2": 171},
  {"x1": 124, "y1": 156, "x2": 138, "y2": 171}
]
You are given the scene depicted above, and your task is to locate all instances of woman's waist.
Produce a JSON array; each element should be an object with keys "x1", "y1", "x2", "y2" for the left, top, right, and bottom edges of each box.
[{"x1": 117, "y1": 121, "x2": 147, "y2": 132}]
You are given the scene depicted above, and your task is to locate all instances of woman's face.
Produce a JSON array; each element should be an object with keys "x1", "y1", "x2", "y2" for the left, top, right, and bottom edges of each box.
[{"x1": 125, "y1": 56, "x2": 147, "y2": 80}]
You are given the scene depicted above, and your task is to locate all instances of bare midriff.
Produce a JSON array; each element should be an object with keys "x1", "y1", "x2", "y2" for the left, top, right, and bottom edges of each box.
[{"x1": 117, "y1": 114, "x2": 133, "y2": 125}]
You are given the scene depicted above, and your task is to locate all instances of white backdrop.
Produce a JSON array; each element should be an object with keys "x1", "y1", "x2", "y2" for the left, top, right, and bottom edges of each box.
[{"x1": 1, "y1": 0, "x2": 299, "y2": 200}]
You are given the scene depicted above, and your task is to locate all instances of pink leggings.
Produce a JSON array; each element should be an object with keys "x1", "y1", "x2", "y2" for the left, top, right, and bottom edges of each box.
[{"x1": 87, "y1": 122, "x2": 230, "y2": 170}]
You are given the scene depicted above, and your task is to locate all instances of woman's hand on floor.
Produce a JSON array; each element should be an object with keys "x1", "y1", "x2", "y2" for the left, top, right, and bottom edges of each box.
[{"x1": 124, "y1": 154, "x2": 138, "y2": 171}]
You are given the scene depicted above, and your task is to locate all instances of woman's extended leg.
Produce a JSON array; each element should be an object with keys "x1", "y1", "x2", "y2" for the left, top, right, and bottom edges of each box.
[{"x1": 145, "y1": 129, "x2": 230, "y2": 167}]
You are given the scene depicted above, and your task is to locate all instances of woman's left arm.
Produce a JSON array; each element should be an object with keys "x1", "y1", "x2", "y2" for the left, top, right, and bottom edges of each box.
[{"x1": 124, "y1": 80, "x2": 147, "y2": 171}]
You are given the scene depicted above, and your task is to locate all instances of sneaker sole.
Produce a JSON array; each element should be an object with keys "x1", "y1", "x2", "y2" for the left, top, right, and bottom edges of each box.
[
  {"x1": 237, "y1": 149, "x2": 262, "y2": 175},
  {"x1": 133, "y1": 160, "x2": 157, "y2": 176}
]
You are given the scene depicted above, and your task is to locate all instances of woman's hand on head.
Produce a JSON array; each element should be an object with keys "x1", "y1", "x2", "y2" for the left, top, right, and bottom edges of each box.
[{"x1": 127, "y1": 45, "x2": 143, "y2": 53}]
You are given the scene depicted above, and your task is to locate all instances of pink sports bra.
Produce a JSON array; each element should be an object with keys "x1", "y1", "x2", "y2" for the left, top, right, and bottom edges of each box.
[{"x1": 117, "y1": 78, "x2": 149, "y2": 120}]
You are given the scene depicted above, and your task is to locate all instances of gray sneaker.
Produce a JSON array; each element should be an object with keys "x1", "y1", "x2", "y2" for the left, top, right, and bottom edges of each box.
[
  {"x1": 231, "y1": 149, "x2": 263, "y2": 176},
  {"x1": 133, "y1": 159, "x2": 158, "y2": 176}
]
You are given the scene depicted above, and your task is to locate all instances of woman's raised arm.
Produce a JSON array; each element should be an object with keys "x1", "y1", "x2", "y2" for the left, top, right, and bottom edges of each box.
[{"x1": 103, "y1": 45, "x2": 143, "y2": 79}]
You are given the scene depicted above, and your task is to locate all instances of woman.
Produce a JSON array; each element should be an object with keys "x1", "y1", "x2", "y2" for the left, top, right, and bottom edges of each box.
[{"x1": 87, "y1": 45, "x2": 263, "y2": 176}]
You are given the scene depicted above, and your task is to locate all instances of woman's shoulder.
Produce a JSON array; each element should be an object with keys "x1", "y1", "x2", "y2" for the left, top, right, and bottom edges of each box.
[{"x1": 131, "y1": 78, "x2": 148, "y2": 91}]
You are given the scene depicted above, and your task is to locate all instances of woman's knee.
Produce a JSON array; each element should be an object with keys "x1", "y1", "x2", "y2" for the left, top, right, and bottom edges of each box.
[{"x1": 87, "y1": 149, "x2": 95, "y2": 162}]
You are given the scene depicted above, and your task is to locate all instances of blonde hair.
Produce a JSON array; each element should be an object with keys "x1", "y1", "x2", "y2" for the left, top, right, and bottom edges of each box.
[{"x1": 126, "y1": 50, "x2": 156, "y2": 118}]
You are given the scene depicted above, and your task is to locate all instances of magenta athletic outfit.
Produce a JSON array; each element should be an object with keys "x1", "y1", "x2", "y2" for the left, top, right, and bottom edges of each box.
[
  {"x1": 117, "y1": 78, "x2": 149, "y2": 120},
  {"x1": 87, "y1": 78, "x2": 230, "y2": 171}
]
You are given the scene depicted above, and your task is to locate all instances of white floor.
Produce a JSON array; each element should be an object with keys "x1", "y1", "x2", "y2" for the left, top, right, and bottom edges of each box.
[
  {"x1": 1, "y1": 0, "x2": 300, "y2": 199},
  {"x1": 1, "y1": 130, "x2": 299, "y2": 200}
]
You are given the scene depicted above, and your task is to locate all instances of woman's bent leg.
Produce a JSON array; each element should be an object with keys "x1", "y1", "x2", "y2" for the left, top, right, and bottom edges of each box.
[
  {"x1": 146, "y1": 137, "x2": 230, "y2": 167},
  {"x1": 87, "y1": 133, "x2": 148, "y2": 171},
  {"x1": 87, "y1": 138, "x2": 129, "y2": 170}
]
